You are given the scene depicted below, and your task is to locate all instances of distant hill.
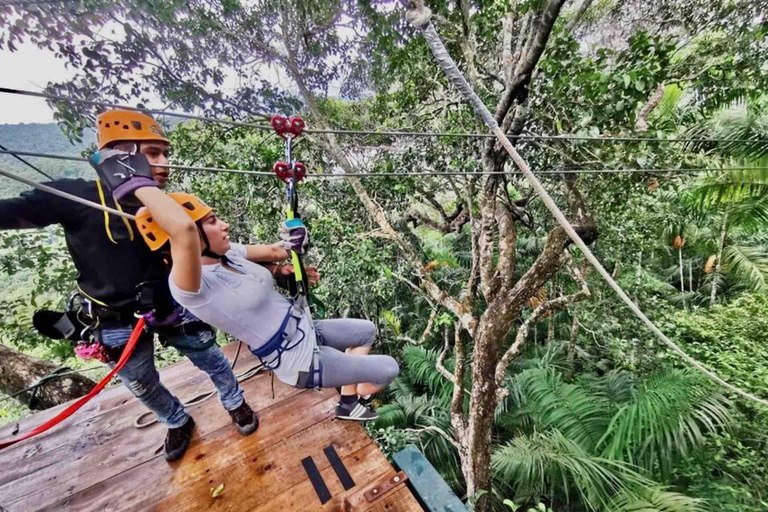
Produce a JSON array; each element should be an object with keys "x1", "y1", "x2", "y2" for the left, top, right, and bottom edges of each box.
[{"x1": 0, "y1": 123, "x2": 94, "y2": 198}]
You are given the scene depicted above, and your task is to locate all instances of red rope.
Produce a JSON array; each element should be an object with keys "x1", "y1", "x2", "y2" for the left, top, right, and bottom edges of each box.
[{"x1": 0, "y1": 317, "x2": 146, "y2": 450}]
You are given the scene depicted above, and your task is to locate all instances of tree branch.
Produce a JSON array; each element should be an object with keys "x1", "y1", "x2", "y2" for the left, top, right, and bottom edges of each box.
[
  {"x1": 565, "y1": 0, "x2": 595, "y2": 32},
  {"x1": 450, "y1": 321, "x2": 467, "y2": 438},
  {"x1": 399, "y1": 308, "x2": 438, "y2": 345},
  {"x1": 496, "y1": 202, "x2": 517, "y2": 292},
  {"x1": 494, "y1": 252, "x2": 590, "y2": 394},
  {"x1": 635, "y1": 82, "x2": 665, "y2": 132},
  {"x1": 437, "y1": 324, "x2": 458, "y2": 384}
]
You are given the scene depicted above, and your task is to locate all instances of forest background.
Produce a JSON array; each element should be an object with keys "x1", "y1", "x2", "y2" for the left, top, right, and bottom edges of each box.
[{"x1": 1, "y1": 0, "x2": 768, "y2": 511}]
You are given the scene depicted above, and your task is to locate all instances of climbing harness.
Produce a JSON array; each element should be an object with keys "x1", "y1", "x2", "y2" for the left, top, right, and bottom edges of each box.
[
  {"x1": 248, "y1": 305, "x2": 306, "y2": 371},
  {"x1": 0, "y1": 317, "x2": 147, "y2": 450}
]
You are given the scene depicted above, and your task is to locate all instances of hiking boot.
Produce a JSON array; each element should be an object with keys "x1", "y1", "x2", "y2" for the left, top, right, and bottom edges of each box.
[
  {"x1": 335, "y1": 399, "x2": 379, "y2": 421},
  {"x1": 228, "y1": 401, "x2": 259, "y2": 435},
  {"x1": 164, "y1": 416, "x2": 195, "y2": 462}
]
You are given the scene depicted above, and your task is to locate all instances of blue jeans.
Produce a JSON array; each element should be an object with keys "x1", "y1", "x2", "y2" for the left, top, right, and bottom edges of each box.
[{"x1": 100, "y1": 325, "x2": 244, "y2": 428}]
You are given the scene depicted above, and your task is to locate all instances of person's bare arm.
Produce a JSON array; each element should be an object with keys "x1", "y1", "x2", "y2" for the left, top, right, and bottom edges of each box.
[
  {"x1": 245, "y1": 243, "x2": 290, "y2": 263},
  {"x1": 134, "y1": 187, "x2": 202, "y2": 292}
]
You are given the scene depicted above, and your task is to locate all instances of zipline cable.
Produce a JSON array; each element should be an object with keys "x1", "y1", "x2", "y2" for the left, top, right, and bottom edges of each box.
[
  {"x1": 0, "y1": 143, "x2": 54, "y2": 180},
  {"x1": 3, "y1": 147, "x2": 767, "y2": 178},
  {"x1": 0, "y1": 87, "x2": 271, "y2": 131},
  {"x1": 410, "y1": 6, "x2": 768, "y2": 408},
  {"x1": 3, "y1": 86, "x2": 767, "y2": 145}
]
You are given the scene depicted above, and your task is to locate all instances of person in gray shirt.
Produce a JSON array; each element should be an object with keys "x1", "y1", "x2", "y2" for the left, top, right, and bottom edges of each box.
[{"x1": 93, "y1": 151, "x2": 399, "y2": 421}]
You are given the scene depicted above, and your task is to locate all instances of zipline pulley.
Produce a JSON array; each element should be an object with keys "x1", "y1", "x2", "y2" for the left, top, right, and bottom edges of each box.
[
  {"x1": 270, "y1": 115, "x2": 305, "y2": 139},
  {"x1": 271, "y1": 115, "x2": 311, "y2": 305},
  {"x1": 272, "y1": 161, "x2": 306, "y2": 183}
]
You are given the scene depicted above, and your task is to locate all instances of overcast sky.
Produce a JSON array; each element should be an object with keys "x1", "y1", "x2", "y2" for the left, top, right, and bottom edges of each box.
[{"x1": 0, "y1": 43, "x2": 77, "y2": 124}]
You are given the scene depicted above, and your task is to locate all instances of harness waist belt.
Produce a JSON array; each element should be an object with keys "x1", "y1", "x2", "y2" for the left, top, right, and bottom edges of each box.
[
  {"x1": 250, "y1": 309, "x2": 294, "y2": 358},
  {"x1": 80, "y1": 299, "x2": 138, "y2": 324}
]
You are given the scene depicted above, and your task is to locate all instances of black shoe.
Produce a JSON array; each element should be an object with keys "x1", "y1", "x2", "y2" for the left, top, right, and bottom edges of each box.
[
  {"x1": 164, "y1": 416, "x2": 195, "y2": 462},
  {"x1": 228, "y1": 401, "x2": 259, "y2": 435},
  {"x1": 335, "y1": 399, "x2": 379, "y2": 421}
]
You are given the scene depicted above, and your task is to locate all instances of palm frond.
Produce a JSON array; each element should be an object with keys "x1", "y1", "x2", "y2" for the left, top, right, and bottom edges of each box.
[
  {"x1": 684, "y1": 97, "x2": 768, "y2": 160},
  {"x1": 519, "y1": 368, "x2": 611, "y2": 452},
  {"x1": 688, "y1": 157, "x2": 768, "y2": 210},
  {"x1": 402, "y1": 345, "x2": 455, "y2": 404},
  {"x1": 372, "y1": 394, "x2": 445, "y2": 429},
  {"x1": 492, "y1": 430, "x2": 654, "y2": 512},
  {"x1": 609, "y1": 488, "x2": 708, "y2": 512},
  {"x1": 727, "y1": 195, "x2": 768, "y2": 232},
  {"x1": 578, "y1": 370, "x2": 636, "y2": 409},
  {"x1": 722, "y1": 244, "x2": 768, "y2": 292},
  {"x1": 599, "y1": 369, "x2": 731, "y2": 477},
  {"x1": 390, "y1": 374, "x2": 418, "y2": 401}
]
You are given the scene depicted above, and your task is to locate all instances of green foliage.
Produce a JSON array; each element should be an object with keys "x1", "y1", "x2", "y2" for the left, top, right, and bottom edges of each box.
[
  {"x1": 0, "y1": 123, "x2": 92, "y2": 198},
  {"x1": 667, "y1": 293, "x2": 768, "y2": 401},
  {"x1": 493, "y1": 429, "x2": 651, "y2": 512},
  {"x1": 1, "y1": 1, "x2": 767, "y2": 511}
]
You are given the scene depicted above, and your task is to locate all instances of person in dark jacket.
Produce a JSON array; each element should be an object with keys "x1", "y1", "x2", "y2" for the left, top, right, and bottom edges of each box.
[{"x1": 0, "y1": 110, "x2": 280, "y2": 461}]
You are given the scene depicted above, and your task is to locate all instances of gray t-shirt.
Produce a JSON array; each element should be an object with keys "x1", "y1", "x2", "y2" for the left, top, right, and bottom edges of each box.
[{"x1": 169, "y1": 243, "x2": 314, "y2": 384}]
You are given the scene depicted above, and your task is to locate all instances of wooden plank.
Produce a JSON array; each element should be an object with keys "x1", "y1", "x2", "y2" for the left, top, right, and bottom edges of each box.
[
  {"x1": 392, "y1": 445, "x2": 467, "y2": 512},
  {"x1": 0, "y1": 365, "x2": 245, "y2": 487},
  {"x1": 154, "y1": 414, "x2": 370, "y2": 511},
  {"x1": 1, "y1": 368, "x2": 304, "y2": 511},
  {"x1": 0, "y1": 343, "x2": 260, "y2": 484},
  {"x1": 249, "y1": 443, "x2": 399, "y2": 512},
  {"x1": 43, "y1": 389, "x2": 340, "y2": 512},
  {"x1": 367, "y1": 487, "x2": 425, "y2": 512},
  {"x1": 0, "y1": 342, "x2": 247, "y2": 439}
]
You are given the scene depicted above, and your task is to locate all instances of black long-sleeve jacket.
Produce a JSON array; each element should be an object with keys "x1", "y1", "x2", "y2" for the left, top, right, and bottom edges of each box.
[{"x1": 0, "y1": 178, "x2": 168, "y2": 309}]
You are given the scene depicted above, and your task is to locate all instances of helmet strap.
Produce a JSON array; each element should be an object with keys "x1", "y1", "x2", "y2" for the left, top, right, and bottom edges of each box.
[{"x1": 197, "y1": 222, "x2": 224, "y2": 259}]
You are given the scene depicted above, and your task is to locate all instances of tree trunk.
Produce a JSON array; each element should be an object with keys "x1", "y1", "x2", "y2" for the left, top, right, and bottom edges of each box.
[
  {"x1": 0, "y1": 344, "x2": 96, "y2": 410},
  {"x1": 679, "y1": 246, "x2": 685, "y2": 293},
  {"x1": 689, "y1": 259, "x2": 693, "y2": 293},
  {"x1": 711, "y1": 212, "x2": 729, "y2": 306}
]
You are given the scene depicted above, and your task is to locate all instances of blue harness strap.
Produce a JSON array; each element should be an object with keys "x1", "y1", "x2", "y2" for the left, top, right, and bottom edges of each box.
[
  {"x1": 306, "y1": 349, "x2": 323, "y2": 388},
  {"x1": 249, "y1": 307, "x2": 305, "y2": 371}
]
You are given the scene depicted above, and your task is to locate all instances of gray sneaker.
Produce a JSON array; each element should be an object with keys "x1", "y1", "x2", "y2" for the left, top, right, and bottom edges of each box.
[{"x1": 335, "y1": 399, "x2": 379, "y2": 421}]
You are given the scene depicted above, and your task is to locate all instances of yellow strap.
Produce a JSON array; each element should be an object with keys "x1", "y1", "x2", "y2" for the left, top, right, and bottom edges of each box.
[
  {"x1": 77, "y1": 284, "x2": 110, "y2": 307},
  {"x1": 96, "y1": 180, "x2": 135, "y2": 242},
  {"x1": 115, "y1": 200, "x2": 135, "y2": 241},
  {"x1": 96, "y1": 180, "x2": 117, "y2": 245},
  {"x1": 285, "y1": 205, "x2": 304, "y2": 282}
]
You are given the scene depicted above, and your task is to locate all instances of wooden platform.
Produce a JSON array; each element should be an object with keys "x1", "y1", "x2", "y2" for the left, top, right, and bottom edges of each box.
[{"x1": 0, "y1": 343, "x2": 423, "y2": 512}]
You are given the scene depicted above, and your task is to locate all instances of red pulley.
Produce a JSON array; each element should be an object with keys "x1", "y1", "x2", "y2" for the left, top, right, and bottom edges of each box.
[
  {"x1": 271, "y1": 115, "x2": 289, "y2": 137},
  {"x1": 293, "y1": 162, "x2": 306, "y2": 181},
  {"x1": 273, "y1": 161, "x2": 292, "y2": 181},
  {"x1": 289, "y1": 117, "x2": 305, "y2": 137}
]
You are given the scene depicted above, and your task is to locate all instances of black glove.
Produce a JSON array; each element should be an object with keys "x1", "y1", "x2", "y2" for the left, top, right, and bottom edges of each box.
[{"x1": 89, "y1": 149, "x2": 158, "y2": 204}]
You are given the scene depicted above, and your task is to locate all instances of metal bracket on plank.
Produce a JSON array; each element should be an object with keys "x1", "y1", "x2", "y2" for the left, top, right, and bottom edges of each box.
[{"x1": 364, "y1": 471, "x2": 408, "y2": 503}]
